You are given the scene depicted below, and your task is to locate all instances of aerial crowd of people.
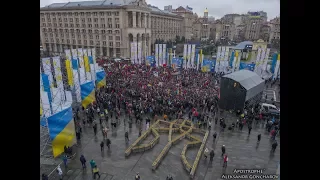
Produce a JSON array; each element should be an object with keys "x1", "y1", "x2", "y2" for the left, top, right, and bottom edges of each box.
[{"x1": 42, "y1": 60, "x2": 280, "y2": 180}]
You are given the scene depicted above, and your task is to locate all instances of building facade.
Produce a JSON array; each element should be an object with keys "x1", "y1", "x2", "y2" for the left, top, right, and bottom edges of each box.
[
  {"x1": 40, "y1": 0, "x2": 182, "y2": 58},
  {"x1": 172, "y1": 6, "x2": 195, "y2": 41},
  {"x1": 269, "y1": 17, "x2": 280, "y2": 43}
]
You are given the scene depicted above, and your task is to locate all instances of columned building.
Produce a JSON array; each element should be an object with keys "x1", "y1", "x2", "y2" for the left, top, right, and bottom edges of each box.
[{"x1": 40, "y1": 0, "x2": 182, "y2": 58}]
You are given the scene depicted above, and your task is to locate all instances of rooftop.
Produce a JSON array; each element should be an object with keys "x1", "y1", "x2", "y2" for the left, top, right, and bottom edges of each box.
[
  {"x1": 233, "y1": 41, "x2": 253, "y2": 50},
  {"x1": 223, "y1": 70, "x2": 264, "y2": 90}
]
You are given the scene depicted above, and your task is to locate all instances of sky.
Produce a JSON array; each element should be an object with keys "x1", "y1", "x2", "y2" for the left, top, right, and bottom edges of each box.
[{"x1": 40, "y1": 0, "x2": 280, "y2": 20}]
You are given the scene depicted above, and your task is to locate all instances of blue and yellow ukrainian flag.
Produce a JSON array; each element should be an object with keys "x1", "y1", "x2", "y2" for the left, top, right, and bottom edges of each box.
[
  {"x1": 96, "y1": 71, "x2": 106, "y2": 89},
  {"x1": 80, "y1": 81, "x2": 95, "y2": 108},
  {"x1": 47, "y1": 106, "x2": 75, "y2": 157}
]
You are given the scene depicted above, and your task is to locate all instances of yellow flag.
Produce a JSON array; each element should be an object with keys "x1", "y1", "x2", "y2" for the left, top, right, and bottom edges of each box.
[
  {"x1": 65, "y1": 60, "x2": 73, "y2": 86},
  {"x1": 84, "y1": 56, "x2": 90, "y2": 72}
]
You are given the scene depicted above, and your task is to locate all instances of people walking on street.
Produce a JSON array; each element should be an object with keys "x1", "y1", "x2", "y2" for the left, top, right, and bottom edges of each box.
[
  {"x1": 100, "y1": 141, "x2": 104, "y2": 152},
  {"x1": 90, "y1": 159, "x2": 96, "y2": 174},
  {"x1": 42, "y1": 173, "x2": 48, "y2": 180},
  {"x1": 271, "y1": 141, "x2": 278, "y2": 153},
  {"x1": 204, "y1": 148, "x2": 209, "y2": 159},
  {"x1": 135, "y1": 173, "x2": 141, "y2": 180},
  {"x1": 62, "y1": 154, "x2": 68, "y2": 167},
  {"x1": 56, "y1": 165, "x2": 63, "y2": 180},
  {"x1": 80, "y1": 155, "x2": 86, "y2": 170},
  {"x1": 106, "y1": 138, "x2": 111, "y2": 150},
  {"x1": 223, "y1": 154, "x2": 228, "y2": 168},
  {"x1": 166, "y1": 174, "x2": 173, "y2": 180},
  {"x1": 213, "y1": 132, "x2": 217, "y2": 142},
  {"x1": 93, "y1": 122, "x2": 97, "y2": 136},
  {"x1": 93, "y1": 165, "x2": 101, "y2": 179},
  {"x1": 210, "y1": 150, "x2": 215, "y2": 162},
  {"x1": 257, "y1": 134, "x2": 261, "y2": 143},
  {"x1": 221, "y1": 145, "x2": 226, "y2": 157},
  {"x1": 125, "y1": 131, "x2": 129, "y2": 142},
  {"x1": 248, "y1": 125, "x2": 252, "y2": 135}
]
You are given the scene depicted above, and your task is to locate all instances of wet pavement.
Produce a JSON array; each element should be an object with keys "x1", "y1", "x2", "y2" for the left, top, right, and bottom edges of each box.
[{"x1": 48, "y1": 110, "x2": 280, "y2": 180}]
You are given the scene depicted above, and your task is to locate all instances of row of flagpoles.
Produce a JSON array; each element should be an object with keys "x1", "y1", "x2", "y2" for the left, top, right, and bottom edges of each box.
[
  {"x1": 141, "y1": 44, "x2": 280, "y2": 79},
  {"x1": 40, "y1": 48, "x2": 107, "y2": 118}
]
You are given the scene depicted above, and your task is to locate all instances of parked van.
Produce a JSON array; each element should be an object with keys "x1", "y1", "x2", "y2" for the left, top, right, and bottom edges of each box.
[{"x1": 261, "y1": 103, "x2": 280, "y2": 116}]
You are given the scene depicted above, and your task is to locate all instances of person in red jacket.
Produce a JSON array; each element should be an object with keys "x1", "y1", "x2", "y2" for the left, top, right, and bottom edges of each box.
[{"x1": 223, "y1": 154, "x2": 228, "y2": 168}]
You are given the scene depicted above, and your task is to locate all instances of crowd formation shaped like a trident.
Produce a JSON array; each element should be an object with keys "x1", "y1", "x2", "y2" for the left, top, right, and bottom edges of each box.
[{"x1": 125, "y1": 119, "x2": 209, "y2": 178}]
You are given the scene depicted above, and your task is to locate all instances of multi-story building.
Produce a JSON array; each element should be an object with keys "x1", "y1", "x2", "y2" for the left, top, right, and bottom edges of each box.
[
  {"x1": 149, "y1": 5, "x2": 183, "y2": 44},
  {"x1": 269, "y1": 17, "x2": 280, "y2": 43},
  {"x1": 192, "y1": 8, "x2": 212, "y2": 41},
  {"x1": 244, "y1": 16, "x2": 264, "y2": 41},
  {"x1": 172, "y1": 6, "x2": 195, "y2": 41},
  {"x1": 40, "y1": 0, "x2": 182, "y2": 58},
  {"x1": 213, "y1": 20, "x2": 235, "y2": 42},
  {"x1": 259, "y1": 23, "x2": 270, "y2": 42}
]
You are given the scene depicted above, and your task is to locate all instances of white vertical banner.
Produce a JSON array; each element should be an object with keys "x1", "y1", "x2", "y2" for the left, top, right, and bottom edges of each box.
[
  {"x1": 83, "y1": 49, "x2": 92, "y2": 81},
  {"x1": 235, "y1": 51, "x2": 242, "y2": 71},
  {"x1": 191, "y1": 44, "x2": 196, "y2": 68},
  {"x1": 138, "y1": 42, "x2": 142, "y2": 64},
  {"x1": 155, "y1": 44, "x2": 159, "y2": 67},
  {"x1": 42, "y1": 57, "x2": 54, "y2": 88},
  {"x1": 215, "y1": 46, "x2": 221, "y2": 72},
  {"x1": 40, "y1": 90, "x2": 51, "y2": 117},
  {"x1": 232, "y1": 51, "x2": 237, "y2": 72},
  {"x1": 162, "y1": 44, "x2": 166, "y2": 66},
  {"x1": 159, "y1": 44, "x2": 163, "y2": 67},
  {"x1": 131, "y1": 42, "x2": 135, "y2": 64},
  {"x1": 196, "y1": 53, "x2": 200, "y2": 71},
  {"x1": 262, "y1": 48, "x2": 270, "y2": 71},
  {"x1": 254, "y1": 48, "x2": 261, "y2": 74},
  {"x1": 65, "y1": 49, "x2": 71, "y2": 61},
  {"x1": 71, "y1": 49, "x2": 78, "y2": 61},
  {"x1": 134, "y1": 42, "x2": 138, "y2": 64},
  {"x1": 88, "y1": 49, "x2": 96, "y2": 82},
  {"x1": 187, "y1": 44, "x2": 192, "y2": 69},
  {"x1": 79, "y1": 68, "x2": 86, "y2": 84},
  {"x1": 72, "y1": 58, "x2": 81, "y2": 103},
  {"x1": 274, "y1": 59, "x2": 280, "y2": 79},
  {"x1": 91, "y1": 48, "x2": 96, "y2": 64},
  {"x1": 183, "y1": 44, "x2": 187, "y2": 69},
  {"x1": 52, "y1": 56, "x2": 65, "y2": 102},
  {"x1": 77, "y1": 48, "x2": 86, "y2": 83}
]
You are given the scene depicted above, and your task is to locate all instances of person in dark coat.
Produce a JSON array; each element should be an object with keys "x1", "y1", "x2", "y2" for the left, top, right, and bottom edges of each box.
[
  {"x1": 209, "y1": 150, "x2": 215, "y2": 162},
  {"x1": 221, "y1": 145, "x2": 226, "y2": 157},
  {"x1": 100, "y1": 141, "x2": 104, "y2": 152},
  {"x1": 106, "y1": 138, "x2": 111, "y2": 149},
  {"x1": 80, "y1": 155, "x2": 86, "y2": 170}
]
